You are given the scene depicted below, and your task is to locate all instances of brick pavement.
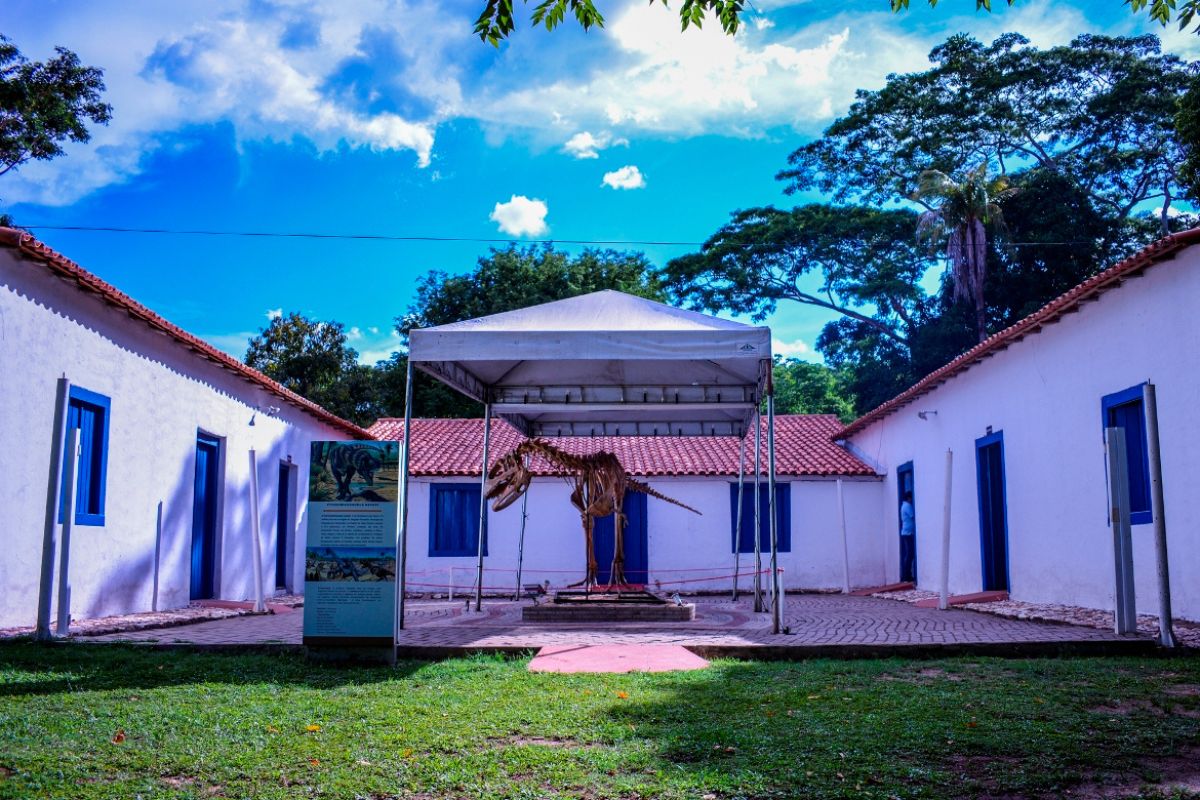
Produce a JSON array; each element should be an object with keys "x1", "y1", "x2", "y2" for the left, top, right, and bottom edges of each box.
[{"x1": 81, "y1": 594, "x2": 1152, "y2": 657}]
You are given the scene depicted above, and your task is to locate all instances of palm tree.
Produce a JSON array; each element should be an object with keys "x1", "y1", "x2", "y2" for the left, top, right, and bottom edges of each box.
[{"x1": 914, "y1": 164, "x2": 1016, "y2": 343}]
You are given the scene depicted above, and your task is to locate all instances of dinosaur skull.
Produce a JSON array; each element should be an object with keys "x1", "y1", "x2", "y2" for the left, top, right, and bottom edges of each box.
[{"x1": 485, "y1": 452, "x2": 532, "y2": 511}]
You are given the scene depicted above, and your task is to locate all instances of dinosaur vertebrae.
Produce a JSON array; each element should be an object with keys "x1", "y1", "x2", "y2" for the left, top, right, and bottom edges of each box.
[{"x1": 485, "y1": 438, "x2": 699, "y2": 588}]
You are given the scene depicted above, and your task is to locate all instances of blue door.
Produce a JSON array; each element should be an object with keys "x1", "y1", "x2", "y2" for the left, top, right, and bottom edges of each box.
[
  {"x1": 275, "y1": 463, "x2": 292, "y2": 590},
  {"x1": 593, "y1": 493, "x2": 648, "y2": 585},
  {"x1": 896, "y1": 462, "x2": 917, "y2": 583},
  {"x1": 975, "y1": 432, "x2": 1010, "y2": 592},
  {"x1": 190, "y1": 434, "x2": 221, "y2": 600}
]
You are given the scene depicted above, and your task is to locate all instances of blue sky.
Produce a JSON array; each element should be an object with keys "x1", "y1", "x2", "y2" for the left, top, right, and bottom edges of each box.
[{"x1": 4, "y1": 0, "x2": 1197, "y2": 365}]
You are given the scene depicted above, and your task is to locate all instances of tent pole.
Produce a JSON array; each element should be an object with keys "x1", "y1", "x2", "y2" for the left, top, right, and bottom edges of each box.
[
  {"x1": 732, "y1": 430, "x2": 746, "y2": 601},
  {"x1": 474, "y1": 405, "x2": 492, "y2": 612},
  {"x1": 396, "y1": 358, "x2": 415, "y2": 634},
  {"x1": 767, "y1": 382, "x2": 781, "y2": 635},
  {"x1": 753, "y1": 407, "x2": 763, "y2": 613},
  {"x1": 514, "y1": 457, "x2": 529, "y2": 601}
]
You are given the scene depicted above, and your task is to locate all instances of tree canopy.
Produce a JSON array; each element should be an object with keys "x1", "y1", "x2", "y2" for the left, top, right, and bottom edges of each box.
[
  {"x1": 474, "y1": 0, "x2": 1200, "y2": 43},
  {"x1": 778, "y1": 33, "x2": 1194, "y2": 225},
  {"x1": 244, "y1": 313, "x2": 379, "y2": 425},
  {"x1": 0, "y1": 34, "x2": 111, "y2": 182}
]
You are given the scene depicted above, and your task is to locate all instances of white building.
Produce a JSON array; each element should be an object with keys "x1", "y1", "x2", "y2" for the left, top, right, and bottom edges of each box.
[
  {"x1": 0, "y1": 229, "x2": 368, "y2": 629},
  {"x1": 839, "y1": 229, "x2": 1200, "y2": 623},
  {"x1": 367, "y1": 417, "x2": 883, "y2": 595}
]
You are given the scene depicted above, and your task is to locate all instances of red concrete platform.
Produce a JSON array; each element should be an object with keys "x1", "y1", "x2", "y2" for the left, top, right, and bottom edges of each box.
[
  {"x1": 914, "y1": 591, "x2": 1009, "y2": 608},
  {"x1": 849, "y1": 582, "x2": 915, "y2": 596},
  {"x1": 527, "y1": 644, "x2": 711, "y2": 673}
]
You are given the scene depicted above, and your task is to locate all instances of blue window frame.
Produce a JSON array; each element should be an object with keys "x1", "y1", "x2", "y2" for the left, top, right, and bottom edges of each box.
[
  {"x1": 1101, "y1": 384, "x2": 1152, "y2": 525},
  {"x1": 58, "y1": 386, "x2": 110, "y2": 527},
  {"x1": 729, "y1": 483, "x2": 791, "y2": 554},
  {"x1": 429, "y1": 483, "x2": 486, "y2": 557}
]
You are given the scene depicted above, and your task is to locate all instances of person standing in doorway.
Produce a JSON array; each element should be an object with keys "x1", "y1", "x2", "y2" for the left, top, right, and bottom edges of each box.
[{"x1": 900, "y1": 491, "x2": 916, "y2": 583}]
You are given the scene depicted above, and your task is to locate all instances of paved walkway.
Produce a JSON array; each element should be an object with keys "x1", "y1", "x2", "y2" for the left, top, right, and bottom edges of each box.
[{"x1": 81, "y1": 594, "x2": 1151, "y2": 657}]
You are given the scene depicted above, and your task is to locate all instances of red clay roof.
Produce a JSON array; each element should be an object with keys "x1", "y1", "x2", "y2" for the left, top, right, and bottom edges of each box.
[
  {"x1": 0, "y1": 228, "x2": 370, "y2": 439},
  {"x1": 837, "y1": 227, "x2": 1200, "y2": 440},
  {"x1": 367, "y1": 415, "x2": 876, "y2": 477}
]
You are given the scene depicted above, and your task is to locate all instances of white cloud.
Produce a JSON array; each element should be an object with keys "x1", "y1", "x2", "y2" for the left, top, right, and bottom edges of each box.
[
  {"x1": 489, "y1": 194, "x2": 549, "y2": 237},
  {"x1": 562, "y1": 130, "x2": 627, "y2": 159},
  {"x1": 266, "y1": 307, "x2": 283, "y2": 320},
  {"x1": 602, "y1": 165, "x2": 646, "y2": 190},
  {"x1": 347, "y1": 326, "x2": 364, "y2": 340},
  {"x1": 773, "y1": 337, "x2": 812, "y2": 358},
  {"x1": 2, "y1": 1, "x2": 459, "y2": 205}
]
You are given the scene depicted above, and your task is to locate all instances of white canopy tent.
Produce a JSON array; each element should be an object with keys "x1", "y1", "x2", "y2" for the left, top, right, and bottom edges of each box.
[{"x1": 393, "y1": 290, "x2": 785, "y2": 633}]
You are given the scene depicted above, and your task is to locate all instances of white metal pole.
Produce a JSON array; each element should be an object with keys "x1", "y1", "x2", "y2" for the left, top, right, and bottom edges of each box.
[
  {"x1": 474, "y1": 405, "x2": 492, "y2": 612},
  {"x1": 767, "y1": 387, "x2": 782, "y2": 635},
  {"x1": 55, "y1": 427, "x2": 80, "y2": 637},
  {"x1": 753, "y1": 408, "x2": 763, "y2": 612},
  {"x1": 152, "y1": 500, "x2": 163, "y2": 612},
  {"x1": 837, "y1": 477, "x2": 850, "y2": 594},
  {"x1": 248, "y1": 449, "x2": 266, "y2": 613},
  {"x1": 1105, "y1": 426, "x2": 1136, "y2": 634},
  {"x1": 938, "y1": 448, "x2": 953, "y2": 611},
  {"x1": 36, "y1": 377, "x2": 70, "y2": 641},
  {"x1": 396, "y1": 357, "x2": 415, "y2": 633},
  {"x1": 515, "y1": 458, "x2": 530, "y2": 601},
  {"x1": 1142, "y1": 383, "x2": 1176, "y2": 647},
  {"x1": 448, "y1": 566, "x2": 454, "y2": 602},
  {"x1": 732, "y1": 431, "x2": 746, "y2": 601}
]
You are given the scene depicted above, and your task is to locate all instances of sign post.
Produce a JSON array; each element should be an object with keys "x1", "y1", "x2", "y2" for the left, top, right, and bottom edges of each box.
[{"x1": 303, "y1": 440, "x2": 400, "y2": 663}]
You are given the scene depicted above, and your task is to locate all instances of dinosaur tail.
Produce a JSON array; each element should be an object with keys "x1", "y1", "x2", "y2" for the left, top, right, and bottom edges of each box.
[{"x1": 627, "y1": 478, "x2": 701, "y2": 515}]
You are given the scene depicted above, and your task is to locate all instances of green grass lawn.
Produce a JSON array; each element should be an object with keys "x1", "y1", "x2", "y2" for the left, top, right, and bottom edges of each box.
[{"x1": 0, "y1": 643, "x2": 1197, "y2": 799}]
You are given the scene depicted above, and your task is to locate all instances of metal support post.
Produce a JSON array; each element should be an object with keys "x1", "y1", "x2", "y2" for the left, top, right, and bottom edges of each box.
[
  {"x1": 474, "y1": 405, "x2": 492, "y2": 612},
  {"x1": 395, "y1": 358, "x2": 415, "y2": 634}
]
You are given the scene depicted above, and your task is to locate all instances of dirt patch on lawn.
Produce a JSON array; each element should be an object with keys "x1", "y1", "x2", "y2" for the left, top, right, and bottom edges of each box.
[
  {"x1": 878, "y1": 666, "x2": 970, "y2": 683},
  {"x1": 948, "y1": 746, "x2": 1200, "y2": 799},
  {"x1": 161, "y1": 775, "x2": 225, "y2": 796},
  {"x1": 487, "y1": 734, "x2": 603, "y2": 749},
  {"x1": 1165, "y1": 684, "x2": 1200, "y2": 697},
  {"x1": 1088, "y1": 699, "x2": 1165, "y2": 716}
]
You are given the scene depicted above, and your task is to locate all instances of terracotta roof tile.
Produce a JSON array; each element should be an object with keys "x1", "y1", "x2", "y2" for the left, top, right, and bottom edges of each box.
[
  {"x1": 0, "y1": 228, "x2": 370, "y2": 439},
  {"x1": 837, "y1": 227, "x2": 1200, "y2": 440},
  {"x1": 367, "y1": 415, "x2": 876, "y2": 477}
]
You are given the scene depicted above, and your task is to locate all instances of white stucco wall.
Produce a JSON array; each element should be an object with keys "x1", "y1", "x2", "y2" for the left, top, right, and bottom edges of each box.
[
  {"x1": 402, "y1": 474, "x2": 885, "y2": 594},
  {"x1": 0, "y1": 249, "x2": 350, "y2": 628},
  {"x1": 848, "y1": 247, "x2": 1200, "y2": 621}
]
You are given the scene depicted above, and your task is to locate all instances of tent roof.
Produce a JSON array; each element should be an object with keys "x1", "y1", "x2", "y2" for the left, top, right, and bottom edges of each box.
[{"x1": 408, "y1": 290, "x2": 771, "y2": 437}]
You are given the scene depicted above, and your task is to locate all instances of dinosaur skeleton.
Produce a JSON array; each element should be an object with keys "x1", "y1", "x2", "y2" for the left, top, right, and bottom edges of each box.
[{"x1": 485, "y1": 438, "x2": 700, "y2": 588}]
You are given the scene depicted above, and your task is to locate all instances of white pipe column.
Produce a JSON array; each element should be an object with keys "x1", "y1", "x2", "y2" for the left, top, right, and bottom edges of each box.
[
  {"x1": 35, "y1": 377, "x2": 70, "y2": 641},
  {"x1": 753, "y1": 408, "x2": 763, "y2": 612},
  {"x1": 837, "y1": 478, "x2": 850, "y2": 594},
  {"x1": 248, "y1": 448, "x2": 266, "y2": 613},
  {"x1": 55, "y1": 428, "x2": 80, "y2": 636},
  {"x1": 732, "y1": 431, "x2": 746, "y2": 601},
  {"x1": 767, "y1": 385, "x2": 781, "y2": 635},
  {"x1": 1106, "y1": 426, "x2": 1137, "y2": 634},
  {"x1": 1142, "y1": 383, "x2": 1176, "y2": 647},
  {"x1": 474, "y1": 404, "x2": 492, "y2": 612},
  {"x1": 396, "y1": 358, "x2": 415, "y2": 633},
  {"x1": 938, "y1": 448, "x2": 953, "y2": 610}
]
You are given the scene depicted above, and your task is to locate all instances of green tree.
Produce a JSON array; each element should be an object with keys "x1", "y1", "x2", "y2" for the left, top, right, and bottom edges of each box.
[
  {"x1": 0, "y1": 34, "x2": 111, "y2": 185},
  {"x1": 245, "y1": 313, "x2": 372, "y2": 425},
  {"x1": 771, "y1": 358, "x2": 856, "y2": 422},
  {"x1": 475, "y1": 0, "x2": 1200, "y2": 44},
  {"x1": 778, "y1": 33, "x2": 1192, "y2": 231},
  {"x1": 1178, "y1": 76, "x2": 1200, "y2": 202},
  {"x1": 400, "y1": 245, "x2": 666, "y2": 418},
  {"x1": 914, "y1": 164, "x2": 1016, "y2": 342},
  {"x1": 662, "y1": 205, "x2": 934, "y2": 348}
]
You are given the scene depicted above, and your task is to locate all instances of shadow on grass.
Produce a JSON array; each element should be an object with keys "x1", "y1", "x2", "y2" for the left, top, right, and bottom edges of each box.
[
  {"x1": 0, "y1": 640, "x2": 475, "y2": 697},
  {"x1": 597, "y1": 656, "x2": 1200, "y2": 799}
]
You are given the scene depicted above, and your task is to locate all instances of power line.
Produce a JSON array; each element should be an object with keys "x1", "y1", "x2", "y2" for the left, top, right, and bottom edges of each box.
[
  {"x1": 18, "y1": 224, "x2": 707, "y2": 248},
  {"x1": 17, "y1": 223, "x2": 1108, "y2": 248}
]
